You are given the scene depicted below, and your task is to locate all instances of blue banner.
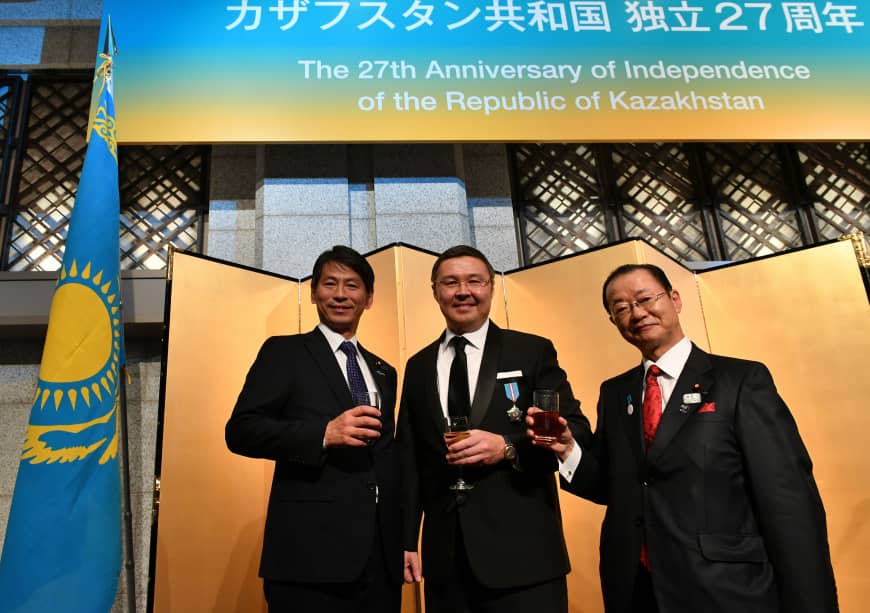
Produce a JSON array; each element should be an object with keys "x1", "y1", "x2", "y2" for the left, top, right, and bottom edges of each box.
[
  {"x1": 0, "y1": 33, "x2": 124, "y2": 612},
  {"x1": 102, "y1": 0, "x2": 869, "y2": 142}
]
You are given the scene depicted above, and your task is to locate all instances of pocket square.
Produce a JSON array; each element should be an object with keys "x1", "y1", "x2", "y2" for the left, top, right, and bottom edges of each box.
[{"x1": 698, "y1": 402, "x2": 716, "y2": 414}]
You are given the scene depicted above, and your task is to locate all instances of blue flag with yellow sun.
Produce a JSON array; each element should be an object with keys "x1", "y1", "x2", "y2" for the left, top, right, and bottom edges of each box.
[{"x1": 0, "y1": 25, "x2": 124, "y2": 613}]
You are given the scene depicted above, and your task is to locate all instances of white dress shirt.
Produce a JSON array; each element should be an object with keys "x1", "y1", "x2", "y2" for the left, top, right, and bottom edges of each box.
[
  {"x1": 317, "y1": 323, "x2": 378, "y2": 394},
  {"x1": 436, "y1": 319, "x2": 490, "y2": 418}
]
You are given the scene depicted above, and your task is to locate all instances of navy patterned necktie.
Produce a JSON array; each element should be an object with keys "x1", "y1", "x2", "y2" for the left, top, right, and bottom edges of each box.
[
  {"x1": 339, "y1": 340, "x2": 368, "y2": 400},
  {"x1": 448, "y1": 336, "x2": 471, "y2": 417}
]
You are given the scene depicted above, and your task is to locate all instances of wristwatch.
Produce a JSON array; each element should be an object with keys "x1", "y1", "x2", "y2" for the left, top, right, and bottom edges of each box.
[{"x1": 503, "y1": 436, "x2": 517, "y2": 462}]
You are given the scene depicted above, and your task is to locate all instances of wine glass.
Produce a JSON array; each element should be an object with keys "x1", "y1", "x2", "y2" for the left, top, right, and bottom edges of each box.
[
  {"x1": 444, "y1": 415, "x2": 474, "y2": 491},
  {"x1": 353, "y1": 391, "x2": 381, "y2": 445}
]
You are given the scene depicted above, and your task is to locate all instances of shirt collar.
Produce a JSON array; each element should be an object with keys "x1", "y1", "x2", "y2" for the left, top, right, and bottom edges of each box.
[
  {"x1": 643, "y1": 336, "x2": 691, "y2": 379},
  {"x1": 318, "y1": 322, "x2": 357, "y2": 353},
  {"x1": 442, "y1": 319, "x2": 490, "y2": 351}
]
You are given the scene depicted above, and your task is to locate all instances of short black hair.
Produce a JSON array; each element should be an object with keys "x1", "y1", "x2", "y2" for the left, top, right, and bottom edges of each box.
[
  {"x1": 430, "y1": 245, "x2": 495, "y2": 284},
  {"x1": 312, "y1": 245, "x2": 374, "y2": 294},
  {"x1": 601, "y1": 264, "x2": 673, "y2": 312}
]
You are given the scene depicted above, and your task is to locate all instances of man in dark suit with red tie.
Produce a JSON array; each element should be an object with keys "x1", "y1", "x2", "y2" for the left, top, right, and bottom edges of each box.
[
  {"x1": 529, "y1": 263, "x2": 838, "y2": 613},
  {"x1": 226, "y1": 246, "x2": 402, "y2": 613},
  {"x1": 398, "y1": 245, "x2": 591, "y2": 613}
]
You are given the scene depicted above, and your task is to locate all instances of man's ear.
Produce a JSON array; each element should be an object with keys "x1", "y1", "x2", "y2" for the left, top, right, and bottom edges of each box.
[
  {"x1": 671, "y1": 289, "x2": 682, "y2": 314},
  {"x1": 364, "y1": 291, "x2": 374, "y2": 310}
]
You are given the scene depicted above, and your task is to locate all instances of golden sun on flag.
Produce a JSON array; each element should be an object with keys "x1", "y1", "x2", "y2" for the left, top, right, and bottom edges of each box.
[{"x1": 24, "y1": 258, "x2": 122, "y2": 465}]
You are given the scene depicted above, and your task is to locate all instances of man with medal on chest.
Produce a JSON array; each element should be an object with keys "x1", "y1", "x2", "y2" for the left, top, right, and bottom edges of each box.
[{"x1": 398, "y1": 245, "x2": 591, "y2": 613}]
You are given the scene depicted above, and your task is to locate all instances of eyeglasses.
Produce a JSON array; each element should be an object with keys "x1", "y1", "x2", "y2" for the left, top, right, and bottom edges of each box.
[
  {"x1": 610, "y1": 291, "x2": 668, "y2": 318},
  {"x1": 436, "y1": 278, "x2": 491, "y2": 291}
]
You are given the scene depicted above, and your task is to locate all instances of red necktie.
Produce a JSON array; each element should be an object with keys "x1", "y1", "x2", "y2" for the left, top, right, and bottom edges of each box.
[
  {"x1": 640, "y1": 364, "x2": 663, "y2": 570},
  {"x1": 642, "y1": 364, "x2": 663, "y2": 451}
]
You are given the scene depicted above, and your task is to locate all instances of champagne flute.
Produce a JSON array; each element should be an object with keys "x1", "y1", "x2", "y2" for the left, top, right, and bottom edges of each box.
[
  {"x1": 444, "y1": 415, "x2": 474, "y2": 491},
  {"x1": 353, "y1": 391, "x2": 381, "y2": 445}
]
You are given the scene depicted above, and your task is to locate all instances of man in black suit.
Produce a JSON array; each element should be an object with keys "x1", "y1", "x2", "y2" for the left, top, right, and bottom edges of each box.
[
  {"x1": 225, "y1": 245, "x2": 402, "y2": 613},
  {"x1": 529, "y1": 263, "x2": 838, "y2": 613},
  {"x1": 398, "y1": 245, "x2": 591, "y2": 613}
]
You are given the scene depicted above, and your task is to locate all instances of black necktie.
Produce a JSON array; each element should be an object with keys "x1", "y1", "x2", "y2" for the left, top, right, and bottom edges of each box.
[
  {"x1": 339, "y1": 340, "x2": 368, "y2": 400},
  {"x1": 448, "y1": 336, "x2": 471, "y2": 417}
]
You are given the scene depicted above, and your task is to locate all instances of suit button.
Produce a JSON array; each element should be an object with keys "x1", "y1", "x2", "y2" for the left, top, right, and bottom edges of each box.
[
  {"x1": 635, "y1": 518, "x2": 643, "y2": 527},
  {"x1": 367, "y1": 481, "x2": 376, "y2": 491},
  {"x1": 642, "y1": 481, "x2": 648, "y2": 487}
]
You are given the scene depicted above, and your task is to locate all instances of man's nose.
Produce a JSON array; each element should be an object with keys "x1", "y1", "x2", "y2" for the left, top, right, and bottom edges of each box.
[{"x1": 629, "y1": 303, "x2": 650, "y2": 320}]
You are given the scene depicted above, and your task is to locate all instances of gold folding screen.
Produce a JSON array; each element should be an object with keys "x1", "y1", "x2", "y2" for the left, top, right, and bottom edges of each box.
[
  {"x1": 696, "y1": 240, "x2": 870, "y2": 610},
  {"x1": 156, "y1": 242, "x2": 868, "y2": 613},
  {"x1": 156, "y1": 254, "x2": 298, "y2": 613}
]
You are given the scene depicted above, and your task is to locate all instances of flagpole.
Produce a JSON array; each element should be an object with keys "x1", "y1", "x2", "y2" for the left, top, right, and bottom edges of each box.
[
  {"x1": 118, "y1": 338, "x2": 137, "y2": 613},
  {"x1": 103, "y1": 16, "x2": 137, "y2": 613}
]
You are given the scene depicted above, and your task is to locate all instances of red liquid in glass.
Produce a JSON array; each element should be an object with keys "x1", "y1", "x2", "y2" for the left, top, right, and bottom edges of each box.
[{"x1": 532, "y1": 411, "x2": 561, "y2": 441}]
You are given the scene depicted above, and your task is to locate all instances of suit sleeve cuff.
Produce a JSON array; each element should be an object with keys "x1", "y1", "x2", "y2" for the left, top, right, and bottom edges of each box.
[{"x1": 558, "y1": 442, "x2": 582, "y2": 482}]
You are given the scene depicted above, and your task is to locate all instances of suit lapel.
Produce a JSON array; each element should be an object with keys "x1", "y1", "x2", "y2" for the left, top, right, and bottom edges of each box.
[
  {"x1": 619, "y1": 366, "x2": 646, "y2": 472},
  {"x1": 357, "y1": 344, "x2": 393, "y2": 450},
  {"x1": 648, "y1": 345, "x2": 714, "y2": 463},
  {"x1": 304, "y1": 328, "x2": 352, "y2": 410},
  {"x1": 358, "y1": 343, "x2": 391, "y2": 409},
  {"x1": 420, "y1": 339, "x2": 445, "y2": 434},
  {"x1": 470, "y1": 323, "x2": 501, "y2": 427}
]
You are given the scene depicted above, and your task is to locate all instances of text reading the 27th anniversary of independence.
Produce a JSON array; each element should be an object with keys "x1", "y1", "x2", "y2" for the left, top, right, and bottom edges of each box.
[{"x1": 298, "y1": 58, "x2": 812, "y2": 113}]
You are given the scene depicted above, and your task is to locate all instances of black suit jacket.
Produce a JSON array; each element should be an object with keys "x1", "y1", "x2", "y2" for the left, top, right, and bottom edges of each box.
[
  {"x1": 566, "y1": 344, "x2": 838, "y2": 613},
  {"x1": 398, "y1": 322, "x2": 591, "y2": 589},
  {"x1": 225, "y1": 329, "x2": 402, "y2": 585}
]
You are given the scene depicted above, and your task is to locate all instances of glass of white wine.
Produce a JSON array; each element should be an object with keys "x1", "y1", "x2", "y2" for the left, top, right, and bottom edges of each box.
[{"x1": 444, "y1": 415, "x2": 474, "y2": 491}]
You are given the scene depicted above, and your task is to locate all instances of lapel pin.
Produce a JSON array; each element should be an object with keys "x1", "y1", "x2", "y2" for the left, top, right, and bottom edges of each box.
[
  {"x1": 679, "y1": 404, "x2": 690, "y2": 414},
  {"x1": 626, "y1": 394, "x2": 634, "y2": 416}
]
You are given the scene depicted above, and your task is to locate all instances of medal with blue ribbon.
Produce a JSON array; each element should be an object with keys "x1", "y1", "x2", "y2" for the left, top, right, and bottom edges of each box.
[{"x1": 504, "y1": 382, "x2": 521, "y2": 422}]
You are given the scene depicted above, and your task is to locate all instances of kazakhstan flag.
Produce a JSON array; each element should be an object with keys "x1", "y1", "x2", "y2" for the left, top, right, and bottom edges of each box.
[{"x1": 0, "y1": 27, "x2": 124, "y2": 613}]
